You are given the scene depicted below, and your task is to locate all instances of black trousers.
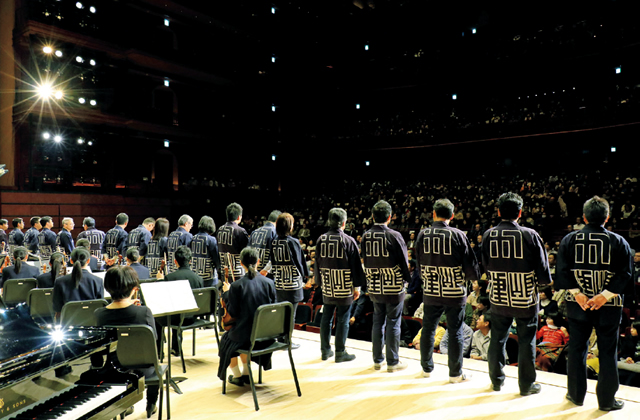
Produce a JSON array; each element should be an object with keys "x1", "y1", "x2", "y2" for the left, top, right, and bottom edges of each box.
[
  {"x1": 420, "y1": 303, "x2": 465, "y2": 377},
  {"x1": 488, "y1": 312, "x2": 538, "y2": 392}
]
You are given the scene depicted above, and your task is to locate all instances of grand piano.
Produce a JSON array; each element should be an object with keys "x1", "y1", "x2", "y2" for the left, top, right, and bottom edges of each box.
[{"x1": 0, "y1": 304, "x2": 143, "y2": 419}]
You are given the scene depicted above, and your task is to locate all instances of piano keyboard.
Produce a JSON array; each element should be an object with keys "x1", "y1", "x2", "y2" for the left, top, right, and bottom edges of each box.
[{"x1": 10, "y1": 384, "x2": 127, "y2": 419}]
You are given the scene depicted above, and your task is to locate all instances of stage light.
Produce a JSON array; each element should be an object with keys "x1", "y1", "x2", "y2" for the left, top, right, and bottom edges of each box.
[
  {"x1": 452, "y1": 94, "x2": 457, "y2": 100},
  {"x1": 616, "y1": 67, "x2": 621, "y2": 74},
  {"x1": 364, "y1": 44, "x2": 369, "y2": 51},
  {"x1": 472, "y1": 28, "x2": 477, "y2": 34},
  {"x1": 89, "y1": 6, "x2": 96, "y2": 13},
  {"x1": 76, "y1": 2, "x2": 83, "y2": 9},
  {"x1": 611, "y1": 147, "x2": 617, "y2": 152},
  {"x1": 356, "y1": 104, "x2": 361, "y2": 109},
  {"x1": 89, "y1": 99, "x2": 97, "y2": 106},
  {"x1": 76, "y1": 56, "x2": 84, "y2": 63},
  {"x1": 164, "y1": 19, "x2": 170, "y2": 27},
  {"x1": 55, "y1": 50, "x2": 63, "y2": 57},
  {"x1": 164, "y1": 140, "x2": 170, "y2": 148},
  {"x1": 87, "y1": 140, "x2": 93, "y2": 146},
  {"x1": 43, "y1": 46, "x2": 53, "y2": 54},
  {"x1": 365, "y1": 161, "x2": 370, "y2": 166},
  {"x1": 164, "y1": 79, "x2": 170, "y2": 87},
  {"x1": 53, "y1": 135, "x2": 62, "y2": 143},
  {"x1": 272, "y1": 56, "x2": 276, "y2": 63},
  {"x1": 36, "y1": 83, "x2": 54, "y2": 99},
  {"x1": 272, "y1": 154, "x2": 276, "y2": 161},
  {"x1": 54, "y1": 90, "x2": 63, "y2": 100},
  {"x1": 89, "y1": 59, "x2": 96, "y2": 66},
  {"x1": 42, "y1": 132, "x2": 51, "y2": 140},
  {"x1": 50, "y1": 329, "x2": 64, "y2": 342},
  {"x1": 77, "y1": 137, "x2": 85, "y2": 144},
  {"x1": 78, "y1": 97, "x2": 86, "y2": 104},
  {"x1": 271, "y1": 105, "x2": 276, "y2": 112},
  {"x1": 271, "y1": 7, "x2": 276, "y2": 14}
]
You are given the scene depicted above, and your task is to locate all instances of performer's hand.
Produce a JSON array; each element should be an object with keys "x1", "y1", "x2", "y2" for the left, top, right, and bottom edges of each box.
[
  {"x1": 260, "y1": 269, "x2": 268, "y2": 276},
  {"x1": 349, "y1": 317, "x2": 355, "y2": 325},
  {"x1": 586, "y1": 294, "x2": 607, "y2": 310},
  {"x1": 222, "y1": 281, "x2": 230, "y2": 292},
  {"x1": 353, "y1": 289, "x2": 360, "y2": 301},
  {"x1": 156, "y1": 271, "x2": 164, "y2": 279},
  {"x1": 575, "y1": 293, "x2": 589, "y2": 311},
  {"x1": 133, "y1": 299, "x2": 141, "y2": 306},
  {"x1": 626, "y1": 357, "x2": 635, "y2": 364}
]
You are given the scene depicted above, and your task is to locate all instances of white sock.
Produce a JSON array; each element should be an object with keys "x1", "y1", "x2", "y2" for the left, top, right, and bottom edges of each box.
[
  {"x1": 241, "y1": 361, "x2": 249, "y2": 376},
  {"x1": 231, "y1": 365, "x2": 241, "y2": 378}
]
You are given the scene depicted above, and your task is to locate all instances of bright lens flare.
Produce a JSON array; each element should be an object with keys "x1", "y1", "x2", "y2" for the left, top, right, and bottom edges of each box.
[
  {"x1": 36, "y1": 83, "x2": 54, "y2": 99},
  {"x1": 54, "y1": 90, "x2": 64, "y2": 100},
  {"x1": 43, "y1": 46, "x2": 53, "y2": 54}
]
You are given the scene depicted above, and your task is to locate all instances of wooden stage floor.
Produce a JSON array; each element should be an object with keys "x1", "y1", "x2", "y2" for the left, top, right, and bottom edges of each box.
[{"x1": 121, "y1": 329, "x2": 640, "y2": 420}]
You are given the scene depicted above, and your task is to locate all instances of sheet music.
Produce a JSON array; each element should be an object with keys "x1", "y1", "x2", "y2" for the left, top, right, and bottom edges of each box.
[{"x1": 140, "y1": 280, "x2": 198, "y2": 317}]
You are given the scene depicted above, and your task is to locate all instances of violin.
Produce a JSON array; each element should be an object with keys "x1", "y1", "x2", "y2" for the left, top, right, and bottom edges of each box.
[{"x1": 220, "y1": 257, "x2": 236, "y2": 331}]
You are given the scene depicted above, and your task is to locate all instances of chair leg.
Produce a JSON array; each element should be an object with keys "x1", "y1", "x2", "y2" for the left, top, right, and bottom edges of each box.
[
  {"x1": 158, "y1": 377, "x2": 164, "y2": 420},
  {"x1": 289, "y1": 348, "x2": 302, "y2": 397},
  {"x1": 222, "y1": 366, "x2": 227, "y2": 395},
  {"x1": 213, "y1": 318, "x2": 220, "y2": 348},
  {"x1": 165, "y1": 371, "x2": 171, "y2": 419},
  {"x1": 192, "y1": 329, "x2": 196, "y2": 356},
  {"x1": 177, "y1": 329, "x2": 186, "y2": 374},
  {"x1": 246, "y1": 355, "x2": 259, "y2": 411},
  {"x1": 258, "y1": 360, "x2": 263, "y2": 384}
]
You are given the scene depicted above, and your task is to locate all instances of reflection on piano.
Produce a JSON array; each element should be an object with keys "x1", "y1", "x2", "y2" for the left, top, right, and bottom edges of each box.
[{"x1": 0, "y1": 304, "x2": 143, "y2": 419}]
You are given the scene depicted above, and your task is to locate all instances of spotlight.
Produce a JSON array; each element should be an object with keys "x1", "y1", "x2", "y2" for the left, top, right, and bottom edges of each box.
[
  {"x1": 78, "y1": 97, "x2": 86, "y2": 104},
  {"x1": 53, "y1": 135, "x2": 62, "y2": 143},
  {"x1": 472, "y1": 28, "x2": 477, "y2": 34},
  {"x1": 271, "y1": 7, "x2": 276, "y2": 14},
  {"x1": 89, "y1": 99, "x2": 97, "y2": 106},
  {"x1": 272, "y1": 56, "x2": 276, "y2": 63},
  {"x1": 164, "y1": 140, "x2": 170, "y2": 148},
  {"x1": 76, "y1": 56, "x2": 84, "y2": 63},
  {"x1": 36, "y1": 83, "x2": 54, "y2": 99},
  {"x1": 452, "y1": 94, "x2": 457, "y2": 100},
  {"x1": 365, "y1": 161, "x2": 370, "y2": 166},
  {"x1": 89, "y1": 59, "x2": 96, "y2": 66},
  {"x1": 77, "y1": 137, "x2": 85, "y2": 144},
  {"x1": 611, "y1": 147, "x2": 617, "y2": 152},
  {"x1": 43, "y1": 46, "x2": 53, "y2": 54},
  {"x1": 164, "y1": 19, "x2": 170, "y2": 27},
  {"x1": 76, "y1": 2, "x2": 83, "y2": 9},
  {"x1": 356, "y1": 104, "x2": 360, "y2": 109},
  {"x1": 55, "y1": 50, "x2": 63, "y2": 57},
  {"x1": 42, "y1": 132, "x2": 51, "y2": 140},
  {"x1": 164, "y1": 79, "x2": 170, "y2": 87},
  {"x1": 89, "y1": 6, "x2": 96, "y2": 13},
  {"x1": 272, "y1": 154, "x2": 276, "y2": 161},
  {"x1": 54, "y1": 90, "x2": 63, "y2": 100},
  {"x1": 87, "y1": 140, "x2": 93, "y2": 146},
  {"x1": 616, "y1": 67, "x2": 622, "y2": 74},
  {"x1": 271, "y1": 105, "x2": 276, "y2": 112},
  {"x1": 364, "y1": 44, "x2": 369, "y2": 51}
]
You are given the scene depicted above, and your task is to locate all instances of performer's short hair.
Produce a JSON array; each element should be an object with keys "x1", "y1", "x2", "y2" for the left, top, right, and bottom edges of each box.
[
  {"x1": 198, "y1": 215, "x2": 216, "y2": 235},
  {"x1": 62, "y1": 217, "x2": 74, "y2": 227},
  {"x1": 40, "y1": 216, "x2": 52, "y2": 226},
  {"x1": 372, "y1": 200, "x2": 392, "y2": 224},
  {"x1": 30, "y1": 216, "x2": 41, "y2": 227},
  {"x1": 104, "y1": 266, "x2": 139, "y2": 301},
  {"x1": 178, "y1": 214, "x2": 192, "y2": 226},
  {"x1": 143, "y1": 217, "x2": 156, "y2": 226},
  {"x1": 174, "y1": 245, "x2": 192, "y2": 267},
  {"x1": 433, "y1": 198, "x2": 455, "y2": 219},
  {"x1": 12, "y1": 218, "x2": 23, "y2": 227},
  {"x1": 83, "y1": 217, "x2": 95, "y2": 227},
  {"x1": 126, "y1": 248, "x2": 140, "y2": 262},
  {"x1": 497, "y1": 192, "x2": 523, "y2": 220},
  {"x1": 328, "y1": 207, "x2": 347, "y2": 229},
  {"x1": 226, "y1": 203, "x2": 243, "y2": 222},
  {"x1": 583, "y1": 196, "x2": 609, "y2": 226},
  {"x1": 276, "y1": 213, "x2": 295, "y2": 237},
  {"x1": 0, "y1": 219, "x2": 7, "y2": 226},
  {"x1": 116, "y1": 213, "x2": 129, "y2": 225},
  {"x1": 267, "y1": 210, "x2": 282, "y2": 223}
]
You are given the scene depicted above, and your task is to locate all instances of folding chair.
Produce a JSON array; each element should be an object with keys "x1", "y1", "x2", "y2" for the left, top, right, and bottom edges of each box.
[
  {"x1": 28, "y1": 287, "x2": 55, "y2": 324},
  {"x1": 2, "y1": 278, "x2": 37, "y2": 308},
  {"x1": 169, "y1": 287, "x2": 219, "y2": 373},
  {"x1": 221, "y1": 301, "x2": 302, "y2": 411},
  {"x1": 112, "y1": 325, "x2": 171, "y2": 420},
  {"x1": 60, "y1": 299, "x2": 108, "y2": 327}
]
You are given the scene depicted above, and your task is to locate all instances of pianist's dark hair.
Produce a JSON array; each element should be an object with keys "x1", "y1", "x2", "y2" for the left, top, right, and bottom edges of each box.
[
  {"x1": 174, "y1": 245, "x2": 192, "y2": 267},
  {"x1": 198, "y1": 215, "x2": 216, "y2": 235},
  {"x1": 104, "y1": 266, "x2": 139, "y2": 301},
  {"x1": 12, "y1": 246, "x2": 28, "y2": 274},
  {"x1": 70, "y1": 247, "x2": 90, "y2": 288},
  {"x1": 152, "y1": 217, "x2": 169, "y2": 241},
  {"x1": 240, "y1": 247, "x2": 259, "y2": 279},
  {"x1": 49, "y1": 252, "x2": 65, "y2": 283}
]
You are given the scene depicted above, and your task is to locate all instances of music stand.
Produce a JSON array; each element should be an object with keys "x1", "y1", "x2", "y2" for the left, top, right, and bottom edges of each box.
[{"x1": 141, "y1": 280, "x2": 198, "y2": 395}]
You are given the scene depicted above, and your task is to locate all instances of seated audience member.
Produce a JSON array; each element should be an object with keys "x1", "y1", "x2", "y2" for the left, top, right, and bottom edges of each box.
[
  {"x1": 36, "y1": 252, "x2": 65, "y2": 288},
  {"x1": 404, "y1": 259, "x2": 422, "y2": 315},
  {"x1": 470, "y1": 313, "x2": 492, "y2": 361},
  {"x1": 440, "y1": 321, "x2": 474, "y2": 358},
  {"x1": 157, "y1": 245, "x2": 203, "y2": 355},
  {"x1": 468, "y1": 295, "x2": 490, "y2": 330},
  {"x1": 1, "y1": 247, "x2": 41, "y2": 294},
  {"x1": 217, "y1": 247, "x2": 276, "y2": 386},
  {"x1": 94, "y1": 266, "x2": 160, "y2": 418},
  {"x1": 413, "y1": 313, "x2": 446, "y2": 351},
  {"x1": 535, "y1": 313, "x2": 569, "y2": 371},
  {"x1": 126, "y1": 248, "x2": 151, "y2": 280},
  {"x1": 618, "y1": 321, "x2": 640, "y2": 386},
  {"x1": 52, "y1": 248, "x2": 104, "y2": 320},
  {"x1": 76, "y1": 239, "x2": 101, "y2": 272},
  {"x1": 538, "y1": 286, "x2": 558, "y2": 318}
]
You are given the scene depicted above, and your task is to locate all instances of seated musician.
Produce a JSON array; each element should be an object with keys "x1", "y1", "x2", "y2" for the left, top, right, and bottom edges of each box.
[
  {"x1": 95, "y1": 266, "x2": 159, "y2": 418},
  {"x1": 217, "y1": 247, "x2": 276, "y2": 386},
  {"x1": 1, "y1": 246, "x2": 41, "y2": 294},
  {"x1": 126, "y1": 248, "x2": 151, "y2": 280},
  {"x1": 52, "y1": 248, "x2": 104, "y2": 320},
  {"x1": 76, "y1": 238, "x2": 103, "y2": 272},
  {"x1": 36, "y1": 251, "x2": 66, "y2": 288}
]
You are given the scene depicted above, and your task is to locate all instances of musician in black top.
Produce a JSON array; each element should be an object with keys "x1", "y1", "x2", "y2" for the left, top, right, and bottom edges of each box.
[
  {"x1": 316, "y1": 208, "x2": 365, "y2": 362},
  {"x1": 362, "y1": 200, "x2": 411, "y2": 372},
  {"x1": 218, "y1": 203, "x2": 248, "y2": 279},
  {"x1": 557, "y1": 196, "x2": 633, "y2": 411},
  {"x1": 166, "y1": 214, "x2": 193, "y2": 274},
  {"x1": 24, "y1": 217, "x2": 42, "y2": 254},
  {"x1": 416, "y1": 199, "x2": 480, "y2": 382},
  {"x1": 52, "y1": 248, "x2": 104, "y2": 317},
  {"x1": 77, "y1": 217, "x2": 106, "y2": 262},
  {"x1": 126, "y1": 248, "x2": 151, "y2": 280},
  {"x1": 190, "y1": 215, "x2": 221, "y2": 287},
  {"x1": 102, "y1": 213, "x2": 129, "y2": 266},
  {"x1": 0, "y1": 219, "x2": 8, "y2": 253},
  {"x1": 76, "y1": 239, "x2": 101, "y2": 272},
  {"x1": 248, "y1": 210, "x2": 281, "y2": 274},
  {"x1": 482, "y1": 192, "x2": 552, "y2": 395},
  {"x1": 36, "y1": 252, "x2": 65, "y2": 288},
  {"x1": 37, "y1": 217, "x2": 58, "y2": 260},
  {"x1": 1, "y1": 247, "x2": 40, "y2": 290}
]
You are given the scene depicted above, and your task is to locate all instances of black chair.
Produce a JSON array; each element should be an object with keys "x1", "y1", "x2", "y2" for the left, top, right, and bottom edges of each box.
[
  {"x1": 27, "y1": 287, "x2": 55, "y2": 324},
  {"x1": 112, "y1": 325, "x2": 171, "y2": 420},
  {"x1": 221, "y1": 301, "x2": 302, "y2": 411},
  {"x1": 60, "y1": 299, "x2": 108, "y2": 327},
  {"x1": 2, "y1": 278, "x2": 37, "y2": 308},
  {"x1": 169, "y1": 287, "x2": 219, "y2": 373}
]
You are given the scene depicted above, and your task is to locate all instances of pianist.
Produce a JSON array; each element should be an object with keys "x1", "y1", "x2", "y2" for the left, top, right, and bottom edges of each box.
[{"x1": 95, "y1": 266, "x2": 159, "y2": 418}]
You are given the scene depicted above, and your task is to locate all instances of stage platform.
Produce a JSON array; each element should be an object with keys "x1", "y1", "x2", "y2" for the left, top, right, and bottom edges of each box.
[{"x1": 120, "y1": 328, "x2": 640, "y2": 419}]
